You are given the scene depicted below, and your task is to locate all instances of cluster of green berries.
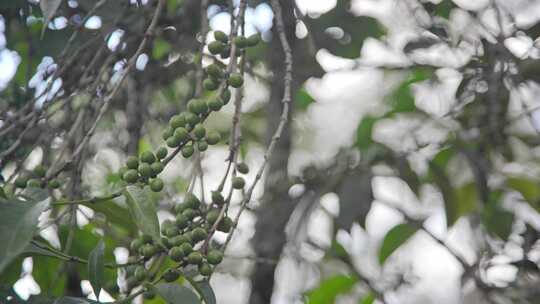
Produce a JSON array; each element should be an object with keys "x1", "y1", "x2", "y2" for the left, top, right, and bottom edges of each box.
[
  {"x1": 14, "y1": 165, "x2": 61, "y2": 190},
  {"x1": 119, "y1": 150, "x2": 166, "y2": 192}
]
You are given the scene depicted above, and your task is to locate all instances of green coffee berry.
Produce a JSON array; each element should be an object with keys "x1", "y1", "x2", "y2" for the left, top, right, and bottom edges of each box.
[
  {"x1": 208, "y1": 41, "x2": 225, "y2": 55},
  {"x1": 14, "y1": 177, "x2": 28, "y2": 188},
  {"x1": 197, "y1": 141, "x2": 208, "y2": 152},
  {"x1": 142, "y1": 234, "x2": 153, "y2": 243},
  {"x1": 169, "y1": 246, "x2": 184, "y2": 262},
  {"x1": 185, "y1": 193, "x2": 201, "y2": 209},
  {"x1": 174, "y1": 127, "x2": 189, "y2": 142},
  {"x1": 206, "y1": 63, "x2": 223, "y2": 79},
  {"x1": 170, "y1": 235, "x2": 187, "y2": 246},
  {"x1": 150, "y1": 178, "x2": 164, "y2": 192},
  {"x1": 193, "y1": 124, "x2": 206, "y2": 139},
  {"x1": 232, "y1": 176, "x2": 245, "y2": 189},
  {"x1": 181, "y1": 145, "x2": 194, "y2": 158},
  {"x1": 206, "y1": 250, "x2": 223, "y2": 265},
  {"x1": 141, "y1": 244, "x2": 156, "y2": 258},
  {"x1": 207, "y1": 97, "x2": 223, "y2": 111},
  {"x1": 206, "y1": 209, "x2": 220, "y2": 225},
  {"x1": 214, "y1": 30, "x2": 228, "y2": 43},
  {"x1": 161, "y1": 237, "x2": 173, "y2": 249},
  {"x1": 174, "y1": 203, "x2": 188, "y2": 214},
  {"x1": 187, "y1": 252, "x2": 203, "y2": 265},
  {"x1": 138, "y1": 163, "x2": 153, "y2": 178},
  {"x1": 123, "y1": 169, "x2": 139, "y2": 183},
  {"x1": 233, "y1": 36, "x2": 248, "y2": 48},
  {"x1": 218, "y1": 216, "x2": 233, "y2": 232},
  {"x1": 134, "y1": 266, "x2": 146, "y2": 281},
  {"x1": 211, "y1": 191, "x2": 224, "y2": 205},
  {"x1": 182, "y1": 208, "x2": 197, "y2": 220},
  {"x1": 130, "y1": 239, "x2": 144, "y2": 252},
  {"x1": 175, "y1": 214, "x2": 189, "y2": 229},
  {"x1": 170, "y1": 114, "x2": 186, "y2": 129},
  {"x1": 228, "y1": 73, "x2": 244, "y2": 88},
  {"x1": 33, "y1": 165, "x2": 46, "y2": 178},
  {"x1": 165, "y1": 226, "x2": 179, "y2": 238},
  {"x1": 199, "y1": 263, "x2": 212, "y2": 276},
  {"x1": 185, "y1": 112, "x2": 200, "y2": 126},
  {"x1": 156, "y1": 147, "x2": 168, "y2": 160},
  {"x1": 221, "y1": 89, "x2": 231, "y2": 104},
  {"x1": 188, "y1": 99, "x2": 208, "y2": 115},
  {"x1": 163, "y1": 269, "x2": 180, "y2": 282},
  {"x1": 246, "y1": 33, "x2": 260, "y2": 47},
  {"x1": 206, "y1": 131, "x2": 221, "y2": 145},
  {"x1": 166, "y1": 136, "x2": 180, "y2": 148},
  {"x1": 126, "y1": 156, "x2": 139, "y2": 169},
  {"x1": 162, "y1": 127, "x2": 174, "y2": 140},
  {"x1": 151, "y1": 162, "x2": 164, "y2": 175},
  {"x1": 191, "y1": 227, "x2": 208, "y2": 242},
  {"x1": 203, "y1": 78, "x2": 218, "y2": 91},
  {"x1": 140, "y1": 151, "x2": 156, "y2": 164},
  {"x1": 180, "y1": 242, "x2": 193, "y2": 254},
  {"x1": 237, "y1": 162, "x2": 249, "y2": 174}
]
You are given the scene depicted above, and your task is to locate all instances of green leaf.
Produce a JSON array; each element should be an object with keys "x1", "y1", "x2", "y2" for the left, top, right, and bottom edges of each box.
[
  {"x1": 192, "y1": 280, "x2": 215, "y2": 304},
  {"x1": 88, "y1": 240, "x2": 105, "y2": 299},
  {"x1": 388, "y1": 68, "x2": 434, "y2": 113},
  {"x1": 54, "y1": 297, "x2": 98, "y2": 304},
  {"x1": 153, "y1": 38, "x2": 172, "y2": 60},
  {"x1": 40, "y1": 0, "x2": 62, "y2": 37},
  {"x1": 23, "y1": 241, "x2": 64, "y2": 259},
  {"x1": 507, "y1": 177, "x2": 540, "y2": 212},
  {"x1": 0, "y1": 196, "x2": 49, "y2": 273},
  {"x1": 379, "y1": 223, "x2": 418, "y2": 264},
  {"x1": 155, "y1": 283, "x2": 200, "y2": 304},
  {"x1": 482, "y1": 194, "x2": 514, "y2": 240},
  {"x1": 306, "y1": 275, "x2": 358, "y2": 304},
  {"x1": 123, "y1": 186, "x2": 160, "y2": 240},
  {"x1": 360, "y1": 293, "x2": 375, "y2": 304},
  {"x1": 295, "y1": 88, "x2": 315, "y2": 110},
  {"x1": 85, "y1": 199, "x2": 137, "y2": 233},
  {"x1": 356, "y1": 116, "x2": 377, "y2": 152}
]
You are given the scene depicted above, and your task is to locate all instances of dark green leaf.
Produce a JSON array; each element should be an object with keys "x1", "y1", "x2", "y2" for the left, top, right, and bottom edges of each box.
[
  {"x1": 336, "y1": 170, "x2": 373, "y2": 229},
  {"x1": 155, "y1": 283, "x2": 200, "y2": 304},
  {"x1": 88, "y1": 240, "x2": 105, "y2": 298},
  {"x1": 123, "y1": 186, "x2": 160, "y2": 240},
  {"x1": 507, "y1": 177, "x2": 540, "y2": 212},
  {"x1": 306, "y1": 275, "x2": 357, "y2": 304},
  {"x1": 356, "y1": 116, "x2": 377, "y2": 152},
  {"x1": 23, "y1": 241, "x2": 63, "y2": 258},
  {"x1": 0, "y1": 197, "x2": 49, "y2": 273},
  {"x1": 360, "y1": 293, "x2": 375, "y2": 304},
  {"x1": 388, "y1": 68, "x2": 434, "y2": 113},
  {"x1": 193, "y1": 280, "x2": 216, "y2": 304},
  {"x1": 54, "y1": 297, "x2": 98, "y2": 304},
  {"x1": 379, "y1": 223, "x2": 418, "y2": 264},
  {"x1": 295, "y1": 88, "x2": 315, "y2": 110}
]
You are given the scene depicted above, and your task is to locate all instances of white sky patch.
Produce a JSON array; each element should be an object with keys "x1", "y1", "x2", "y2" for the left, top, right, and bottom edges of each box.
[
  {"x1": 85, "y1": 16, "x2": 102, "y2": 30},
  {"x1": 13, "y1": 275, "x2": 40, "y2": 300},
  {"x1": 136, "y1": 53, "x2": 149, "y2": 70},
  {"x1": 49, "y1": 16, "x2": 68, "y2": 30},
  {"x1": 0, "y1": 49, "x2": 20, "y2": 91},
  {"x1": 296, "y1": 0, "x2": 337, "y2": 15},
  {"x1": 107, "y1": 29, "x2": 125, "y2": 51}
]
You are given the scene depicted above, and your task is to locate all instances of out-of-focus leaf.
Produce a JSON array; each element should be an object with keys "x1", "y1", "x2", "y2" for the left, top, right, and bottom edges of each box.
[
  {"x1": 336, "y1": 170, "x2": 373, "y2": 229},
  {"x1": 360, "y1": 292, "x2": 376, "y2": 304},
  {"x1": 40, "y1": 0, "x2": 62, "y2": 37},
  {"x1": 32, "y1": 255, "x2": 66, "y2": 297},
  {"x1": 124, "y1": 186, "x2": 160, "y2": 240},
  {"x1": 327, "y1": 239, "x2": 349, "y2": 260},
  {"x1": 88, "y1": 240, "x2": 105, "y2": 298},
  {"x1": 403, "y1": 37, "x2": 440, "y2": 54},
  {"x1": 356, "y1": 116, "x2": 377, "y2": 152},
  {"x1": 379, "y1": 223, "x2": 418, "y2": 264},
  {"x1": 296, "y1": 88, "x2": 315, "y2": 110},
  {"x1": 395, "y1": 156, "x2": 420, "y2": 195},
  {"x1": 155, "y1": 283, "x2": 200, "y2": 304},
  {"x1": 306, "y1": 275, "x2": 358, "y2": 304},
  {"x1": 153, "y1": 38, "x2": 172, "y2": 60},
  {"x1": 86, "y1": 199, "x2": 136, "y2": 232},
  {"x1": 54, "y1": 297, "x2": 99, "y2": 304},
  {"x1": 0, "y1": 196, "x2": 49, "y2": 273},
  {"x1": 482, "y1": 192, "x2": 514, "y2": 240},
  {"x1": 191, "y1": 280, "x2": 215, "y2": 304},
  {"x1": 388, "y1": 68, "x2": 434, "y2": 113},
  {"x1": 507, "y1": 177, "x2": 540, "y2": 212},
  {"x1": 22, "y1": 241, "x2": 63, "y2": 258}
]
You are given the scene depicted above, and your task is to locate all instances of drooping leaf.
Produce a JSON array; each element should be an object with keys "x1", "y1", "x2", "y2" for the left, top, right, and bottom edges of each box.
[
  {"x1": 306, "y1": 275, "x2": 358, "y2": 304},
  {"x1": 356, "y1": 116, "x2": 377, "y2": 152},
  {"x1": 507, "y1": 177, "x2": 540, "y2": 212},
  {"x1": 360, "y1": 292, "x2": 376, "y2": 304},
  {"x1": 155, "y1": 283, "x2": 200, "y2": 304},
  {"x1": 191, "y1": 280, "x2": 216, "y2": 304},
  {"x1": 88, "y1": 240, "x2": 105, "y2": 298},
  {"x1": 123, "y1": 186, "x2": 160, "y2": 240},
  {"x1": 336, "y1": 170, "x2": 373, "y2": 229},
  {"x1": 388, "y1": 67, "x2": 434, "y2": 113},
  {"x1": 85, "y1": 199, "x2": 137, "y2": 233},
  {"x1": 40, "y1": 0, "x2": 62, "y2": 37},
  {"x1": 0, "y1": 197, "x2": 49, "y2": 273},
  {"x1": 379, "y1": 223, "x2": 418, "y2": 264},
  {"x1": 394, "y1": 156, "x2": 421, "y2": 196},
  {"x1": 482, "y1": 194, "x2": 514, "y2": 240}
]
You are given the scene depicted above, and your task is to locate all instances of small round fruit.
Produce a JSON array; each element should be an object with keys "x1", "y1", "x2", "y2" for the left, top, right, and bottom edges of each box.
[
  {"x1": 221, "y1": 89, "x2": 231, "y2": 104},
  {"x1": 206, "y1": 131, "x2": 221, "y2": 145},
  {"x1": 162, "y1": 127, "x2": 174, "y2": 140},
  {"x1": 207, "y1": 97, "x2": 224, "y2": 112},
  {"x1": 182, "y1": 208, "x2": 197, "y2": 220},
  {"x1": 227, "y1": 73, "x2": 244, "y2": 88},
  {"x1": 174, "y1": 203, "x2": 188, "y2": 214},
  {"x1": 206, "y1": 209, "x2": 220, "y2": 225},
  {"x1": 138, "y1": 163, "x2": 153, "y2": 178},
  {"x1": 185, "y1": 194, "x2": 201, "y2": 209},
  {"x1": 181, "y1": 145, "x2": 194, "y2": 158},
  {"x1": 14, "y1": 177, "x2": 28, "y2": 188},
  {"x1": 211, "y1": 191, "x2": 224, "y2": 205},
  {"x1": 193, "y1": 124, "x2": 206, "y2": 139},
  {"x1": 156, "y1": 147, "x2": 168, "y2": 160},
  {"x1": 206, "y1": 250, "x2": 223, "y2": 265},
  {"x1": 165, "y1": 226, "x2": 179, "y2": 238},
  {"x1": 142, "y1": 234, "x2": 153, "y2": 243},
  {"x1": 203, "y1": 78, "x2": 218, "y2": 91},
  {"x1": 197, "y1": 141, "x2": 208, "y2": 152},
  {"x1": 173, "y1": 127, "x2": 189, "y2": 142},
  {"x1": 206, "y1": 63, "x2": 223, "y2": 79},
  {"x1": 169, "y1": 246, "x2": 184, "y2": 262},
  {"x1": 214, "y1": 31, "x2": 228, "y2": 43},
  {"x1": 218, "y1": 216, "x2": 233, "y2": 232},
  {"x1": 123, "y1": 169, "x2": 139, "y2": 183},
  {"x1": 33, "y1": 165, "x2": 46, "y2": 178},
  {"x1": 170, "y1": 235, "x2": 188, "y2": 246},
  {"x1": 161, "y1": 237, "x2": 173, "y2": 249},
  {"x1": 150, "y1": 178, "x2": 164, "y2": 192},
  {"x1": 151, "y1": 162, "x2": 164, "y2": 175},
  {"x1": 188, "y1": 99, "x2": 208, "y2": 115},
  {"x1": 237, "y1": 162, "x2": 249, "y2": 174},
  {"x1": 233, "y1": 36, "x2": 248, "y2": 48},
  {"x1": 185, "y1": 112, "x2": 200, "y2": 126},
  {"x1": 126, "y1": 156, "x2": 139, "y2": 169},
  {"x1": 130, "y1": 239, "x2": 144, "y2": 252},
  {"x1": 169, "y1": 114, "x2": 186, "y2": 129},
  {"x1": 141, "y1": 244, "x2": 157, "y2": 258},
  {"x1": 232, "y1": 176, "x2": 245, "y2": 189},
  {"x1": 175, "y1": 214, "x2": 189, "y2": 229},
  {"x1": 247, "y1": 34, "x2": 260, "y2": 47},
  {"x1": 199, "y1": 263, "x2": 212, "y2": 276},
  {"x1": 163, "y1": 269, "x2": 180, "y2": 282},
  {"x1": 187, "y1": 252, "x2": 203, "y2": 265},
  {"x1": 191, "y1": 227, "x2": 208, "y2": 242},
  {"x1": 180, "y1": 242, "x2": 193, "y2": 254},
  {"x1": 140, "y1": 151, "x2": 156, "y2": 164},
  {"x1": 208, "y1": 41, "x2": 225, "y2": 55},
  {"x1": 166, "y1": 136, "x2": 180, "y2": 148},
  {"x1": 134, "y1": 266, "x2": 146, "y2": 281}
]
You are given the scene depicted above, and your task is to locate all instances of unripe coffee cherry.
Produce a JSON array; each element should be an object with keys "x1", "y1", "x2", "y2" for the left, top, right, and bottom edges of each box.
[
  {"x1": 33, "y1": 165, "x2": 46, "y2": 178},
  {"x1": 47, "y1": 179, "x2": 60, "y2": 189},
  {"x1": 175, "y1": 214, "x2": 189, "y2": 229},
  {"x1": 191, "y1": 227, "x2": 208, "y2": 242},
  {"x1": 188, "y1": 99, "x2": 208, "y2": 115},
  {"x1": 197, "y1": 141, "x2": 208, "y2": 152},
  {"x1": 174, "y1": 203, "x2": 188, "y2": 214},
  {"x1": 182, "y1": 208, "x2": 197, "y2": 220},
  {"x1": 140, "y1": 151, "x2": 156, "y2": 164},
  {"x1": 161, "y1": 237, "x2": 173, "y2": 249},
  {"x1": 206, "y1": 250, "x2": 223, "y2": 265},
  {"x1": 151, "y1": 162, "x2": 164, "y2": 175},
  {"x1": 203, "y1": 78, "x2": 218, "y2": 91},
  {"x1": 221, "y1": 89, "x2": 231, "y2": 104},
  {"x1": 138, "y1": 163, "x2": 153, "y2": 178},
  {"x1": 214, "y1": 31, "x2": 228, "y2": 43},
  {"x1": 206, "y1": 63, "x2": 223, "y2": 79},
  {"x1": 165, "y1": 226, "x2": 179, "y2": 238},
  {"x1": 123, "y1": 169, "x2": 139, "y2": 183},
  {"x1": 187, "y1": 252, "x2": 203, "y2": 265},
  {"x1": 232, "y1": 176, "x2": 245, "y2": 189},
  {"x1": 174, "y1": 127, "x2": 189, "y2": 142},
  {"x1": 246, "y1": 33, "x2": 261, "y2": 47},
  {"x1": 211, "y1": 191, "x2": 224, "y2": 205},
  {"x1": 180, "y1": 242, "x2": 193, "y2": 254},
  {"x1": 199, "y1": 263, "x2": 212, "y2": 276},
  {"x1": 181, "y1": 145, "x2": 194, "y2": 158},
  {"x1": 233, "y1": 36, "x2": 248, "y2": 48},
  {"x1": 163, "y1": 269, "x2": 180, "y2": 282},
  {"x1": 169, "y1": 114, "x2": 186, "y2": 129},
  {"x1": 141, "y1": 234, "x2": 153, "y2": 243},
  {"x1": 185, "y1": 112, "x2": 200, "y2": 126},
  {"x1": 206, "y1": 209, "x2": 220, "y2": 225},
  {"x1": 237, "y1": 162, "x2": 249, "y2": 174},
  {"x1": 134, "y1": 266, "x2": 146, "y2": 281},
  {"x1": 184, "y1": 193, "x2": 201, "y2": 209},
  {"x1": 193, "y1": 124, "x2": 206, "y2": 139},
  {"x1": 162, "y1": 127, "x2": 174, "y2": 140},
  {"x1": 207, "y1": 97, "x2": 223, "y2": 111},
  {"x1": 126, "y1": 156, "x2": 139, "y2": 169},
  {"x1": 130, "y1": 239, "x2": 144, "y2": 252},
  {"x1": 150, "y1": 178, "x2": 164, "y2": 192},
  {"x1": 14, "y1": 177, "x2": 28, "y2": 188},
  {"x1": 141, "y1": 244, "x2": 157, "y2": 258},
  {"x1": 227, "y1": 73, "x2": 244, "y2": 88},
  {"x1": 170, "y1": 234, "x2": 188, "y2": 246},
  {"x1": 156, "y1": 147, "x2": 168, "y2": 160},
  {"x1": 208, "y1": 41, "x2": 225, "y2": 55},
  {"x1": 169, "y1": 246, "x2": 184, "y2": 262},
  {"x1": 166, "y1": 136, "x2": 180, "y2": 148},
  {"x1": 218, "y1": 216, "x2": 233, "y2": 232},
  {"x1": 206, "y1": 131, "x2": 221, "y2": 145}
]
